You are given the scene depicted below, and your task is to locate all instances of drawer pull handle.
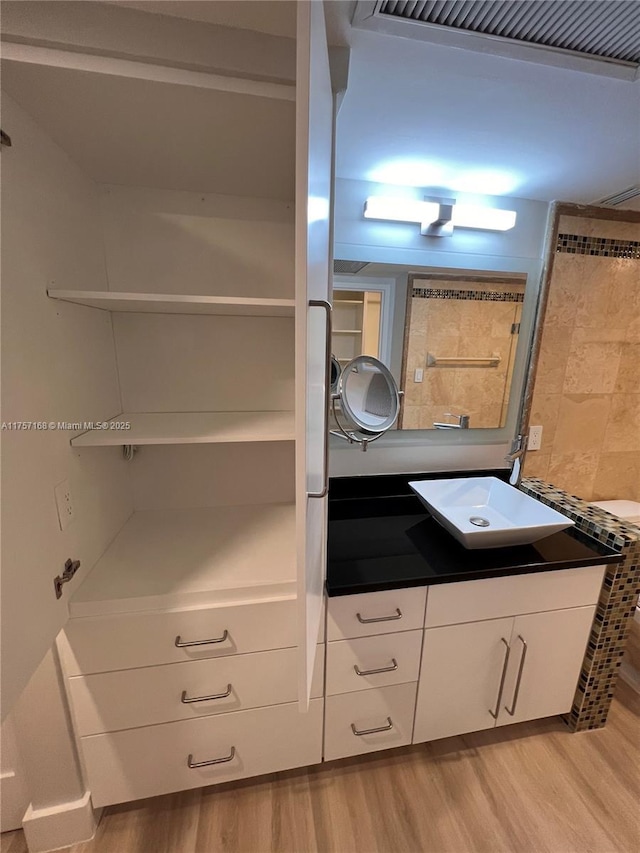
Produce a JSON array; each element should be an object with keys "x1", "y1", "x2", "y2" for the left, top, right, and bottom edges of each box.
[
  {"x1": 356, "y1": 608, "x2": 402, "y2": 624},
  {"x1": 354, "y1": 658, "x2": 398, "y2": 676},
  {"x1": 489, "y1": 638, "x2": 511, "y2": 720},
  {"x1": 351, "y1": 717, "x2": 394, "y2": 737},
  {"x1": 181, "y1": 684, "x2": 232, "y2": 704},
  {"x1": 175, "y1": 630, "x2": 228, "y2": 648},
  {"x1": 505, "y1": 635, "x2": 528, "y2": 717},
  {"x1": 187, "y1": 746, "x2": 236, "y2": 768}
]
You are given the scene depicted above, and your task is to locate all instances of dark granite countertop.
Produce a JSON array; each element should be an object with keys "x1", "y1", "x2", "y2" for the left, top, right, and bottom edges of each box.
[{"x1": 326, "y1": 472, "x2": 622, "y2": 597}]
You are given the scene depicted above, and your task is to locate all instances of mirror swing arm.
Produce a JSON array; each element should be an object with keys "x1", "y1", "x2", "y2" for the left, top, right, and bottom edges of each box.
[{"x1": 329, "y1": 395, "x2": 387, "y2": 451}]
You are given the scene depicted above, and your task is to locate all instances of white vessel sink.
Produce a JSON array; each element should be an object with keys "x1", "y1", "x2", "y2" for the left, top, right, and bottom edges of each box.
[{"x1": 408, "y1": 476, "x2": 574, "y2": 549}]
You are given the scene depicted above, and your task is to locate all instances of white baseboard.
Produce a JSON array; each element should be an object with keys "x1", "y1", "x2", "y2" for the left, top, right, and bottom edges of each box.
[{"x1": 22, "y1": 791, "x2": 102, "y2": 853}]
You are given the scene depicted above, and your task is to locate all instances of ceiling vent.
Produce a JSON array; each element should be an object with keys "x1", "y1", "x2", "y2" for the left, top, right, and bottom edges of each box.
[
  {"x1": 594, "y1": 186, "x2": 640, "y2": 208},
  {"x1": 355, "y1": 1, "x2": 640, "y2": 77},
  {"x1": 334, "y1": 260, "x2": 370, "y2": 274}
]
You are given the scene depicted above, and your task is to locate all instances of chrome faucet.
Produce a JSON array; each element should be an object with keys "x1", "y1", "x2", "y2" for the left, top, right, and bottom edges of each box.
[
  {"x1": 506, "y1": 434, "x2": 528, "y2": 486},
  {"x1": 433, "y1": 412, "x2": 470, "y2": 429}
]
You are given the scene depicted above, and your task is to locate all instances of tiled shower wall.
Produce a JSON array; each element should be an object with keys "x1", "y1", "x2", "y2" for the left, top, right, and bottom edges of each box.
[
  {"x1": 401, "y1": 279, "x2": 524, "y2": 430},
  {"x1": 524, "y1": 214, "x2": 640, "y2": 501}
]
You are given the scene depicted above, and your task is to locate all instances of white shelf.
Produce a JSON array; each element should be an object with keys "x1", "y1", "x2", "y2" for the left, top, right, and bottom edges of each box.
[
  {"x1": 69, "y1": 504, "x2": 296, "y2": 616},
  {"x1": 71, "y1": 411, "x2": 295, "y2": 447},
  {"x1": 47, "y1": 289, "x2": 295, "y2": 318}
]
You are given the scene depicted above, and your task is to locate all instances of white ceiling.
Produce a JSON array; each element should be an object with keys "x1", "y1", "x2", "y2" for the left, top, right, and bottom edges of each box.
[{"x1": 335, "y1": 28, "x2": 640, "y2": 203}]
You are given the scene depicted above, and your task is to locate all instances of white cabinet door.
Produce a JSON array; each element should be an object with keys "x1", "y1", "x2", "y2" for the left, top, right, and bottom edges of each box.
[
  {"x1": 295, "y1": 0, "x2": 333, "y2": 707},
  {"x1": 413, "y1": 618, "x2": 513, "y2": 743},
  {"x1": 497, "y1": 605, "x2": 596, "y2": 726}
]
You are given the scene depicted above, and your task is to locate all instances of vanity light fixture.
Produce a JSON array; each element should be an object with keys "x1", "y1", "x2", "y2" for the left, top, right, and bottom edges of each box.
[{"x1": 363, "y1": 197, "x2": 517, "y2": 236}]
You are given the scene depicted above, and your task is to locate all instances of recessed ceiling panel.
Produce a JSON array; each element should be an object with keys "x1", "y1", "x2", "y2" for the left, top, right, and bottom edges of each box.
[{"x1": 377, "y1": 0, "x2": 640, "y2": 65}]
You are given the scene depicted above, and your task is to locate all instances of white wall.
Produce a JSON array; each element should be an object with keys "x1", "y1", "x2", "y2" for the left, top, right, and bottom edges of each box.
[
  {"x1": 0, "y1": 713, "x2": 29, "y2": 832},
  {"x1": 99, "y1": 186, "x2": 295, "y2": 297},
  {"x1": 0, "y1": 95, "x2": 132, "y2": 720}
]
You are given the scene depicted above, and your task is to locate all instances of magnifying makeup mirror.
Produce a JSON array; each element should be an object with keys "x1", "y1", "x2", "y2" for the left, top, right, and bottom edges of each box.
[{"x1": 331, "y1": 355, "x2": 401, "y2": 450}]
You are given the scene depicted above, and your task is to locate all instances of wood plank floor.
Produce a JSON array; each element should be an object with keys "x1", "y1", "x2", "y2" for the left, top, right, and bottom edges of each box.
[{"x1": 3, "y1": 681, "x2": 639, "y2": 853}]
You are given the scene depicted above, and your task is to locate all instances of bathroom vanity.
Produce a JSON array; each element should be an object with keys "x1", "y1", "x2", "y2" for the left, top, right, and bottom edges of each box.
[
  {"x1": 325, "y1": 473, "x2": 621, "y2": 759},
  {"x1": 53, "y1": 471, "x2": 620, "y2": 808}
]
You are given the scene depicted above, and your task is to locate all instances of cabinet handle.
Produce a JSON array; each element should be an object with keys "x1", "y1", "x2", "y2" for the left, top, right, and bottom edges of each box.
[
  {"x1": 351, "y1": 717, "x2": 394, "y2": 736},
  {"x1": 308, "y1": 299, "x2": 332, "y2": 499},
  {"x1": 181, "y1": 684, "x2": 232, "y2": 704},
  {"x1": 187, "y1": 746, "x2": 236, "y2": 768},
  {"x1": 505, "y1": 635, "x2": 528, "y2": 717},
  {"x1": 175, "y1": 630, "x2": 228, "y2": 648},
  {"x1": 489, "y1": 638, "x2": 511, "y2": 719},
  {"x1": 354, "y1": 658, "x2": 398, "y2": 676},
  {"x1": 356, "y1": 608, "x2": 402, "y2": 624}
]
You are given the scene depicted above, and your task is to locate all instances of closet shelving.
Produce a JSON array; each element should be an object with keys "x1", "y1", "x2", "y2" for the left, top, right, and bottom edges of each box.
[
  {"x1": 0, "y1": 22, "x2": 301, "y2": 615},
  {"x1": 70, "y1": 411, "x2": 295, "y2": 447},
  {"x1": 68, "y1": 503, "x2": 296, "y2": 616},
  {"x1": 47, "y1": 289, "x2": 295, "y2": 318}
]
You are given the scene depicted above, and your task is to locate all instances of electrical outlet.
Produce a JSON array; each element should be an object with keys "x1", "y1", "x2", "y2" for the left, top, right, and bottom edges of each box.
[
  {"x1": 54, "y1": 480, "x2": 74, "y2": 531},
  {"x1": 528, "y1": 426, "x2": 543, "y2": 451},
  {"x1": 414, "y1": 368, "x2": 424, "y2": 383}
]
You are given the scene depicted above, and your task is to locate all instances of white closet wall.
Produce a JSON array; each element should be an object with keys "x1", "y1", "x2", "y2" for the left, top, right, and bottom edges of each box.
[
  {"x1": 98, "y1": 186, "x2": 295, "y2": 297},
  {"x1": 0, "y1": 95, "x2": 132, "y2": 717}
]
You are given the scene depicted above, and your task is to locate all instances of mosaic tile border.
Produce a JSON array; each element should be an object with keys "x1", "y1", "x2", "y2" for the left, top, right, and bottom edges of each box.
[
  {"x1": 520, "y1": 477, "x2": 640, "y2": 731},
  {"x1": 556, "y1": 233, "x2": 640, "y2": 259},
  {"x1": 412, "y1": 287, "x2": 524, "y2": 302}
]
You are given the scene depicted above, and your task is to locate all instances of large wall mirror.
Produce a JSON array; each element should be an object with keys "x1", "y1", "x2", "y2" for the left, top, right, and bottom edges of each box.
[{"x1": 333, "y1": 261, "x2": 532, "y2": 434}]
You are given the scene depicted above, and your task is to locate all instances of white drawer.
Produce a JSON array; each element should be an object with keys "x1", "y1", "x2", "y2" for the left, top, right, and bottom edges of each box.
[
  {"x1": 69, "y1": 644, "x2": 325, "y2": 736},
  {"x1": 324, "y1": 683, "x2": 417, "y2": 761},
  {"x1": 327, "y1": 587, "x2": 427, "y2": 641},
  {"x1": 81, "y1": 699, "x2": 323, "y2": 807},
  {"x1": 326, "y1": 630, "x2": 422, "y2": 696},
  {"x1": 59, "y1": 597, "x2": 297, "y2": 675},
  {"x1": 425, "y1": 565, "x2": 606, "y2": 628}
]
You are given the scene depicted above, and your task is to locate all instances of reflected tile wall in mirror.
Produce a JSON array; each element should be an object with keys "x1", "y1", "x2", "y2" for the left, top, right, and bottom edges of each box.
[{"x1": 332, "y1": 262, "x2": 528, "y2": 431}]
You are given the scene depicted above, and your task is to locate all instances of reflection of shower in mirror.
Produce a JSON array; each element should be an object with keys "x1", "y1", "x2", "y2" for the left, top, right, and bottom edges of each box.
[{"x1": 332, "y1": 262, "x2": 527, "y2": 432}]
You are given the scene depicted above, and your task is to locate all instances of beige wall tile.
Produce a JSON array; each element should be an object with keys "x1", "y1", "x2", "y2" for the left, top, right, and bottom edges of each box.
[
  {"x1": 529, "y1": 392, "x2": 561, "y2": 447},
  {"x1": 544, "y1": 254, "x2": 581, "y2": 328},
  {"x1": 421, "y1": 369, "x2": 458, "y2": 405},
  {"x1": 574, "y1": 257, "x2": 613, "y2": 329},
  {"x1": 523, "y1": 450, "x2": 551, "y2": 481},
  {"x1": 592, "y1": 452, "x2": 640, "y2": 502},
  {"x1": 615, "y1": 343, "x2": 640, "y2": 393},
  {"x1": 572, "y1": 327, "x2": 626, "y2": 344},
  {"x1": 533, "y1": 217, "x2": 639, "y2": 501},
  {"x1": 605, "y1": 259, "x2": 639, "y2": 330},
  {"x1": 563, "y1": 341, "x2": 621, "y2": 394},
  {"x1": 534, "y1": 328, "x2": 572, "y2": 393},
  {"x1": 603, "y1": 394, "x2": 640, "y2": 452},
  {"x1": 400, "y1": 405, "x2": 420, "y2": 430},
  {"x1": 553, "y1": 394, "x2": 611, "y2": 454},
  {"x1": 547, "y1": 451, "x2": 598, "y2": 500}
]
